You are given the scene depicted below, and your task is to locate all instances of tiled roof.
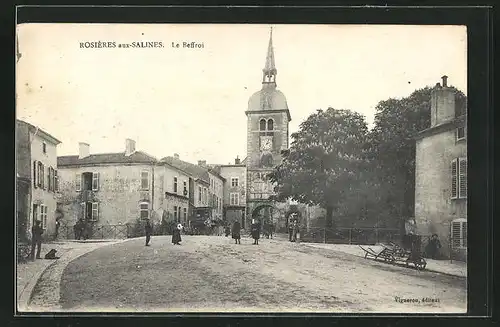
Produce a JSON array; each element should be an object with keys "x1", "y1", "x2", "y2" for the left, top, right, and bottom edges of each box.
[
  {"x1": 161, "y1": 156, "x2": 210, "y2": 183},
  {"x1": 58, "y1": 151, "x2": 157, "y2": 167}
]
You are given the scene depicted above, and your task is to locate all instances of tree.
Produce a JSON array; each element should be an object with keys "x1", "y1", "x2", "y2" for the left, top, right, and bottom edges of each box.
[
  {"x1": 269, "y1": 108, "x2": 369, "y2": 228},
  {"x1": 366, "y1": 86, "x2": 467, "y2": 230}
]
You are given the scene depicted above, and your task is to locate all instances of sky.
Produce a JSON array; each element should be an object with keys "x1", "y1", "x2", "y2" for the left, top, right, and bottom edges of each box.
[{"x1": 16, "y1": 24, "x2": 467, "y2": 165}]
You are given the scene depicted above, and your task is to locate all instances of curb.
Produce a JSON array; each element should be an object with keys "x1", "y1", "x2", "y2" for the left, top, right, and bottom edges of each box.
[
  {"x1": 18, "y1": 259, "x2": 59, "y2": 312},
  {"x1": 18, "y1": 238, "x2": 133, "y2": 312},
  {"x1": 300, "y1": 243, "x2": 466, "y2": 279}
]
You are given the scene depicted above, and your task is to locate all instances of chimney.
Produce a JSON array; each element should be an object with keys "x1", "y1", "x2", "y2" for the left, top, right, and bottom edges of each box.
[
  {"x1": 198, "y1": 160, "x2": 207, "y2": 167},
  {"x1": 441, "y1": 75, "x2": 448, "y2": 87},
  {"x1": 78, "y1": 142, "x2": 90, "y2": 159},
  {"x1": 430, "y1": 76, "x2": 456, "y2": 127},
  {"x1": 125, "y1": 139, "x2": 136, "y2": 156},
  {"x1": 235, "y1": 156, "x2": 241, "y2": 165},
  {"x1": 174, "y1": 153, "x2": 180, "y2": 160}
]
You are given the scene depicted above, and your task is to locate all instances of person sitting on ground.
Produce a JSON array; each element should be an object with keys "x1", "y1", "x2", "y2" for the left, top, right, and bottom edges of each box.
[{"x1": 44, "y1": 249, "x2": 60, "y2": 259}]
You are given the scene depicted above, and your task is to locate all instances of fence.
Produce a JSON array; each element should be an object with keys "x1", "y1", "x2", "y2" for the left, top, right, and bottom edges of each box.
[
  {"x1": 57, "y1": 224, "x2": 129, "y2": 240},
  {"x1": 300, "y1": 227, "x2": 401, "y2": 245}
]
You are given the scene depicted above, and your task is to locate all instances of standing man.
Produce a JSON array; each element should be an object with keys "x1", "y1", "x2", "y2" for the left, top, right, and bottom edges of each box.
[
  {"x1": 288, "y1": 216, "x2": 294, "y2": 242},
  {"x1": 232, "y1": 220, "x2": 241, "y2": 244},
  {"x1": 145, "y1": 219, "x2": 153, "y2": 246},
  {"x1": 54, "y1": 217, "x2": 61, "y2": 240},
  {"x1": 30, "y1": 220, "x2": 43, "y2": 260},
  {"x1": 251, "y1": 219, "x2": 261, "y2": 245}
]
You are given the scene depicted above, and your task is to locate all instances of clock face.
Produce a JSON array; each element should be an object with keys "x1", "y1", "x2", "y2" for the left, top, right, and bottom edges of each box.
[{"x1": 260, "y1": 136, "x2": 273, "y2": 151}]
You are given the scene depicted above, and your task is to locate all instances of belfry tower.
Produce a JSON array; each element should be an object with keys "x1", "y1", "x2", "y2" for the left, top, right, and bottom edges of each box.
[{"x1": 245, "y1": 28, "x2": 292, "y2": 228}]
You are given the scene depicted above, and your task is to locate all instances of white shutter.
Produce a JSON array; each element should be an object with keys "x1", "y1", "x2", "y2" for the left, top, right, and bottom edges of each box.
[
  {"x1": 92, "y1": 172, "x2": 99, "y2": 191},
  {"x1": 451, "y1": 219, "x2": 467, "y2": 249},
  {"x1": 458, "y1": 158, "x2": 467, "y2": 199},
  {"x1": 76, "y1": 173, "x2": 81, "y2": 191},
  {"x1": 451, "y1": 159, "x2": 458, "y2": 199},
  {"x1": 55, "y1": 170, "x2": 59, "y2": 192},
  {"x1": 92, "y1": 202, "x2": 99, "y2": 221},
  {"x1": 80, "y1": 202, "x2": 86, "y2": 220}
]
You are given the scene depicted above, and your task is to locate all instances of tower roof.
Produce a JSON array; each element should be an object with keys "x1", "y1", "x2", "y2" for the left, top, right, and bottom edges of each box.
[{"x1": 263, "y1": 27, "x2": 276, "y2": 76}]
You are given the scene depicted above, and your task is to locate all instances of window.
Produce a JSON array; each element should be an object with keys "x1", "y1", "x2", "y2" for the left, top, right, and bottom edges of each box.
[
  {"x1": 183, "y1": 207, "x2": 187, "y2": 222},
  {"x1": 259, "y1": 119, "x2": 266, "y2": 131},
  {"x1": 91, "y1": 202, "x2": 99, "y2": 221},
  {"x1": 456, "y1": 127, "x2": 466, "y2": 141},
  {"x1": 37, "y1": 162, "x2": 44, "y2": 189},
  {"x1": 174, "y1": 177, "x2": 178, "y2": 193},
  {"x1": 140, "y1": 202, "x2": 149, "y2": 219},
  {"x1": 230, "y1": 193, "x2": 240, "y2": 205},
  {"x1": 267, "y1": 119, "x2": 274, "y2": 131},
  {"x1": 183, "y1": 181, "x2": 187, "y2": 194},
  {"x1": 92, "y1": 172, "x2": 99, "y2": 191},
  {"x1": 451, "y1": 158, "x2": 467, "y2": 199},
  {"x1": 451, "y1": 218, "x2": 467, "y2": 249},
  {"x1": 174, "y1": 206, "x2": 178, "y2": 221},
  {"x1": 40, "y1": 205, "x2": 48, "y2": 229},
  {"x1": 42, "y1": 142, "x2": 46, "y2": 154},
  {"x1": 198, "y1": 186, "x2": 202, "y2": 202},
  {"x1": 231, "y1": 177, "x2": 239, "y2": 187},
  {"x1": 76, "y1": 173, "x2": 81, "y2": 191},
  {"x1": 141, "y1": 171, "x2": 149, "y2": 190}
]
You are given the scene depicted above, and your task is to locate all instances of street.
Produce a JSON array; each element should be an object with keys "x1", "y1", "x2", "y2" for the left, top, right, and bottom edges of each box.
[{"x1": 57, "y1": 235, "x2": 466, "y2": 313}]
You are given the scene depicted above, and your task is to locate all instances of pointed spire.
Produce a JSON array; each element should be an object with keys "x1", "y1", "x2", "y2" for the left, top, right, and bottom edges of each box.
[{"x1": 264, "y1": 27, "x2": 276, "y2": 74}]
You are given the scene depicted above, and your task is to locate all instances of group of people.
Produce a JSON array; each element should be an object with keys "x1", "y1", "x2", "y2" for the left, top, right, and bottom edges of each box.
[
  {"x1": 288, "y1": 219, "x2": 300, "y2": 242},
  {"x1": 228, "y1": 219, "x2": 262, "y2": 245}
]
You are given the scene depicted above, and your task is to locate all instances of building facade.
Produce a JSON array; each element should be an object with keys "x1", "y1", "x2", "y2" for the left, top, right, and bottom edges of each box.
[
  {"x1": 57, "y1": 139, "x2": 163, "y2": 237},
  {"x1": 161, "y1": 155, "x2": 225, "y2": 229},
  {"x1": 159, "y1": 160, "x2": 191, "y2": 227},
  {"x1": 218, "y1": 157, "x2": 247, "y2": 227},
  {"x1": 16, "y1": 120, "x2": 62, "y2": 241},
  {"x1": 414, "y1": 76, "x2": 467, "y2": 260}
]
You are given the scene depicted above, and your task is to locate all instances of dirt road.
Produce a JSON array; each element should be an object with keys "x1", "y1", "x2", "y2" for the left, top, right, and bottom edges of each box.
[{"x1": 58, "y1": 235, "x2": 466, "y2": 313}]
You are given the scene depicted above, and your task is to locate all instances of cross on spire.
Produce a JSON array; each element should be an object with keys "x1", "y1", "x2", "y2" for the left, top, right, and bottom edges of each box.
[{"x1": 262, "y1": 26, "x2": 277, "y2": 84}]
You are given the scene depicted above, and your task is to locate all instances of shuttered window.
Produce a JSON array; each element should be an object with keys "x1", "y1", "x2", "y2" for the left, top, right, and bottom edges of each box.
[
  {"x1": 91, "y1": 202, "x2": 99, "y2": 221},
  {"x1": 451, "y1": 219, "x2": 467, "y2": 249},
  {"x1": 140, "y1": 202, "x2": 149, "y2": 219},
  {"x1": 76, "y1": 173, "x2": 81, "y2": 191},
  {"x1": 92, "y1": 172, "x2": 99, "y2": 191},
  {"x1": 451, "y1": 158, "x2": 467, "y2": 199},
  {"x1": 451, "y1": 159, "x2": 458, "y2": 199},
  {"x1": 458, "y1": 158, "x2": 467, "y2": 199}
]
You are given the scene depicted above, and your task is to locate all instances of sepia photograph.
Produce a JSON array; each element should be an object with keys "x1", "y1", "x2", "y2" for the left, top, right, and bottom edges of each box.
[{"x1": 15, "y1": 23, "x2": 467, "y2": 313}]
